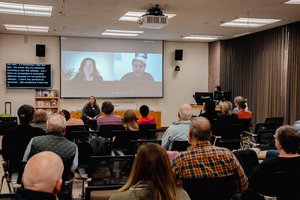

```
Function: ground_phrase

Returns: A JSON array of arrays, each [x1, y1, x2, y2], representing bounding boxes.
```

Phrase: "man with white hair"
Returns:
[[14, 151, 64, 200], [161, 104, 193, 150], [23, 113, 78, 200]]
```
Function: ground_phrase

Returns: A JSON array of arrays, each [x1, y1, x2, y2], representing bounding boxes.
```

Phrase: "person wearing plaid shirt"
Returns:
[[171, 117, 248, 193]]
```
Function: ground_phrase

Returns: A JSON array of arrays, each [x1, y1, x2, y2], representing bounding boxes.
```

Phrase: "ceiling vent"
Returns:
[[138, 5, 168, 29]]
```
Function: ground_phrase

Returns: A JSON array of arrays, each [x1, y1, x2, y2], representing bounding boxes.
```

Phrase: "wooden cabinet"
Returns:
[[35, 89, 59, 115]]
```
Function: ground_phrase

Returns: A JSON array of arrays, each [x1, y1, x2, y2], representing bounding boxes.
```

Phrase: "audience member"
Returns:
[[23, 113, 78, 200], [293, 120, 300, 131], [172, 117, 248, 193], [109, 143, 190, 200], [97, 101, 122, 128], [122, 109, 139, 131], [216, 101, 238, 123], [82, 95, 100, 130], [232, 96, 244, 113], [214, 85, 224, 101], [2, 104, 44, 174], [59, 109, 84, 125], [137, 105, 156, 124], [71, 57, 103, 82], [31, 108, 48, 132], [14, 151, 64, 200], [199, 99, 218, 128], [249, 125, 300, 198], [237, 99, 253, 119], [121, 53, 154, 81], [161, 104, 192, 150]]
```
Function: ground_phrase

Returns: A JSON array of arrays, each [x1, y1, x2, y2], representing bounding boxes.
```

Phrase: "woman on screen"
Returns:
[[72, 57, 103, 82], [121, 53, 154, 81]]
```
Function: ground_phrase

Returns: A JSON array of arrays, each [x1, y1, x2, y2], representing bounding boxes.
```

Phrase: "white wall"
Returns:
[[0, 34, 208, 126]]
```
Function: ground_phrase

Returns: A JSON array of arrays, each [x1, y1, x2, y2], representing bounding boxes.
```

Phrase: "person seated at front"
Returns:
[[97, 101, 122, 129], [161, 104, 192, 150], [237, 99, 253, 119], [60, 109, 84, 125], [216, 101, 238, 123], [137, 105, 156, 124], [172, 117, 248, 193], [109, 143, 190, 200], [14, 151, 64, 200]]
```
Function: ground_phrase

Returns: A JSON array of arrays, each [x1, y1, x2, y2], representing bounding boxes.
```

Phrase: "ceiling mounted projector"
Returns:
[[138, 4, 168, 29]]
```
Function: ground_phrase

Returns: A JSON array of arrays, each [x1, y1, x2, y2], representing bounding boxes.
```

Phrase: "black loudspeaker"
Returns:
[[36, 44, 45, 57], [175, 49, 183, 61]]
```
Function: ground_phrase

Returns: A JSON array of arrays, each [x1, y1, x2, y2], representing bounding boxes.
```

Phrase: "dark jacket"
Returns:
[[13, 188, 56, 200]]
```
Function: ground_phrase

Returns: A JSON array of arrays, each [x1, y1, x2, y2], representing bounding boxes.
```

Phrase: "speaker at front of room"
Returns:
[[175, 49, 183, 61], [36, 44, 45, 57]]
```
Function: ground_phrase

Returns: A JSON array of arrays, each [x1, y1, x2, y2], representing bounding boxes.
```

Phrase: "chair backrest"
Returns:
[[233, 149, 259, 177], [111, 130, 138, 153], [129, 140, 162, 154], [0, 193, 15, 200], [256, 129, 276, 150], [138, 124, 157, 139], [254, 122, 278, 135], [0, 117, 18, 135], [264, 117, 284, 128], [182, 175, 236, 200], [253, 170, 300, 200], [171, 140, 190, 151], [98, 124, 124, 138], [214, 123, 243, 139], [238, 118, 252, 132], [65, 125, 88, 141], [88, 155, 135, 186]]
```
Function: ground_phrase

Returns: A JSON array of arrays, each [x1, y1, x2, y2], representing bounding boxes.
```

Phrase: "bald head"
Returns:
[[189, 117, 212, 141], [22, 151, 64, 194], [178, 104, 193, 121]]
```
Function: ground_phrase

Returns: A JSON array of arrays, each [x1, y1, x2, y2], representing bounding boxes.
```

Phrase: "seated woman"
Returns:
[[109, 143, 190, 200], [237, 99, 253, 119], [217, 101, 238, 123], [199, 99, 218, 128], [97, 101, 122, 128], [123, 109, 139, 131]]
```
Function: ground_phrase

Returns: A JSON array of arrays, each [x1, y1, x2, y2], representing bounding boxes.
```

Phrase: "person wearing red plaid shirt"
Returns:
[[171, 117, 248, 193]]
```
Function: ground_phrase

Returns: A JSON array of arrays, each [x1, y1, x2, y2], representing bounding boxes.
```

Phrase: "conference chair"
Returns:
[[129, 139, 162, 154], [264, 117, 284, 128], [182, 175, 236, 200], [251, 170, 300, 200], [213, 123, 243, 150], [171, 140, 190, 152], [137, 124, 157, 139], [97, 124, 124, 139], [256, 129, 276, 150], [65, 125, 88, 141], [0, 193, 15, 200], [233, 149, 259, 177]]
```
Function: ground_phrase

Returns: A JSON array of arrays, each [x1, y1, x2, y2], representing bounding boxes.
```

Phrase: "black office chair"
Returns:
[[264, 117, 284, 128], [182, 175, 236, 200], [97, 124, 124, 139], [129, 140, 162, 154], [111, 130, 138, 155], [213, 123, 243, 150], [138, 124, 157, 139], [0, 193, 15, 200], [251, 170, 300, 200], [65, 125, 88, 141], [256, 129, 276, 150], [233, 149, 259, 177], [171, 140, 190, 151]]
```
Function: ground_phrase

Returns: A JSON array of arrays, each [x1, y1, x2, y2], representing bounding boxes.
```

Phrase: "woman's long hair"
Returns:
[[123, 109, 139, 131], [119, 143, 179, 200]]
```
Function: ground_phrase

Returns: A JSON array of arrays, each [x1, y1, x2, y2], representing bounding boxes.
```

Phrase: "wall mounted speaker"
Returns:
[[36, 44, 45, 57], [175, 49, 183, 61]]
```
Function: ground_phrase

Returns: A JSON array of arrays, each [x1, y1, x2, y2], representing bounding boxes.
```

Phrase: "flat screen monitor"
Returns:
[[6, 63, 52, 89], [60, 37, 163, 98], [194, 92, 213, 105]]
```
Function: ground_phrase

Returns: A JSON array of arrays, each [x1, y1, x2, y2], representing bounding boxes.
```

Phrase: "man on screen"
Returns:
[[121, 53, 154, 81]]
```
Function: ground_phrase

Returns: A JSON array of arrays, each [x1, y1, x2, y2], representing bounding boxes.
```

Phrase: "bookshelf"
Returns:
[[35, 89, 59, 115]]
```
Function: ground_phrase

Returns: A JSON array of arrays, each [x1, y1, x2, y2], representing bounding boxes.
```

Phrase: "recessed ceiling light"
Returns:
[[284, 0, 300, 4], [119, 11, 176, 22], [101, 29, 144, 37], [0, 1, 52, 17], [4, 24, 49, 32], [220, 18, 281, 28], [182, 35, 223, 41]]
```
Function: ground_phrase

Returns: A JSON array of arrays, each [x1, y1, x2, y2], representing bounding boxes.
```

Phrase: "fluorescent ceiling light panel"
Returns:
[[4, 24, 49, 32], [284, 0, 300, 4], [0, 1, 52, 17], [119, 11, 176, 22], [220, 18, 281, 28], [182, 35, 223, 41], [101, 29, 143, 37]]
